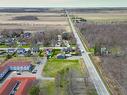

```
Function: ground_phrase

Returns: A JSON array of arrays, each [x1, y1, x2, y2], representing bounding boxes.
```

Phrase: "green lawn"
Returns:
[[0, 44, 9, 48], [43, 59, 83, 77], [19, 45, 30, 48], [52, 49, 62, 58]]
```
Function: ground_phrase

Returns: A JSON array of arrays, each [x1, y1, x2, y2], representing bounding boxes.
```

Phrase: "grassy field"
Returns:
[[43, 59, 84, 77], [39, 80, 56, 95], [42, 59, 92, 95]]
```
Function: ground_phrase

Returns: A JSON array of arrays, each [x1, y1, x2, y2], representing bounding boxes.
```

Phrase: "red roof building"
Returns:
[[0, 61, 32, 80], [0, 77, 36, 95], [0, 66, 9, 80], [6, 61, 32, 67], [0, 66, 7, 73]]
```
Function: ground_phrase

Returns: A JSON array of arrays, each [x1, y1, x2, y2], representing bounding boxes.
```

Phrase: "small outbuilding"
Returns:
[[56, 54, 65, 59]]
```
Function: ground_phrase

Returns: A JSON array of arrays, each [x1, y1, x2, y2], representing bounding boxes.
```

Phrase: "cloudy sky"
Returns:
[[0, 0, 127, 7]]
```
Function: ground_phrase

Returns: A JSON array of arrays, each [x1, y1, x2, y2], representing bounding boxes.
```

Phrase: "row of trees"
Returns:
[[76, 21, 127, 94], [76, 22, 127, 56]]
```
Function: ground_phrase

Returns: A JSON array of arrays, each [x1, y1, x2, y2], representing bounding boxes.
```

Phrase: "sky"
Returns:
[[0, 0, 127, 8]]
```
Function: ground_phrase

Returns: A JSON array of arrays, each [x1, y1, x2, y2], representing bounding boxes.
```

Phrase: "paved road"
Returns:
[[66, 11, 110, 95], [35, 57, 55, 81], [36, 57, 47, 79], [0, 47, 66, 51]]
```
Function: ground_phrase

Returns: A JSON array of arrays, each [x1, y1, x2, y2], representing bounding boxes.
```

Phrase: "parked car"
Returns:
[[32, 70, 37, 74], [37, 61, 41, 64], [81, 50, 84, 53], [17, 72, 21, 75]]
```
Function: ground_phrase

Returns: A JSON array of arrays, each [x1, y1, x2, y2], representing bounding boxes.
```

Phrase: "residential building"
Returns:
[[19, 41, 27, 46], [0, 61, 32, 80], [0, 77, 36, 95], [32, 47, 40, 53], [0, 66, 9, 80], [17, 48, 26, 54], [23, 32, 31, 38], [7, 61, 32, 71], [8, 48, 16, 54]]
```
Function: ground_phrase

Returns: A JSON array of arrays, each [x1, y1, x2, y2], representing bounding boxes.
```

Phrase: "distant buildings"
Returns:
[[22, 32, 31, 38]]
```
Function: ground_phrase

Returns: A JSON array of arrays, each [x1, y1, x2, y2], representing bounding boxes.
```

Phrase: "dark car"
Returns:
[[17, 72, 21, 75]]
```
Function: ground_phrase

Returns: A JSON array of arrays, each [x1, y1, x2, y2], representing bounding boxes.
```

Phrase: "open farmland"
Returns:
[[71, 9, 127, 23], [75, 10, 127, 95], [0, 12, 71, 32]]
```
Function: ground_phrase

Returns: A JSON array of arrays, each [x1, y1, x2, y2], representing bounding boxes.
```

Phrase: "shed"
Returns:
[[57, 54, 65, 59]]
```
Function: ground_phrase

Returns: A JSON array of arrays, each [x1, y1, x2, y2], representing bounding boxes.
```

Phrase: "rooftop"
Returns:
[[0, 77, 36, 95], [6, 61, 32, 67], [0, 66, 8, 73]]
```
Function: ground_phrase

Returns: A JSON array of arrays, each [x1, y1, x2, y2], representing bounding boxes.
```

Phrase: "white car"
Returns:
[[81, 50, 84, 53]]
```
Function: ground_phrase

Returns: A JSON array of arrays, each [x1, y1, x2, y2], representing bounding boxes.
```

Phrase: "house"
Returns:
[[0, 77, 35, 95], [19, 41, 27, 46], [32, 47, 40, 53], [8, 48, 16, 54], [0, 66, 9, 80], [23, 32, 31, 38], [57, 54, 65, 59], [57, 35, 62, 42], [62, 47, 71, 53], [17, 48, 26, 54], [0, 38, 5, 44], [5, 38, 15, 45]]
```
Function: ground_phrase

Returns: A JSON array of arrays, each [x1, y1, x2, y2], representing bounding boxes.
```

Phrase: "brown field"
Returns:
[[0, 12, 71, 32], [71, 12, 127, 23]]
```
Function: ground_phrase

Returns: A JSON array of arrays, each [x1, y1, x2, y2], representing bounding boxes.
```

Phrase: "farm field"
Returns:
[[0, 12, 71, 32], [71, 10, 127, 23]]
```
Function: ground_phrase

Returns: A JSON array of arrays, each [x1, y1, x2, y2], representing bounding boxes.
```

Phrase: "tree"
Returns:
[[6, 54, 12, 60], [29, 86, 40, 95], [94, 43, 101, 55]]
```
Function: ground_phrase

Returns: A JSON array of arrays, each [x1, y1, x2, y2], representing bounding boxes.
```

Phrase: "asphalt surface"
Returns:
[[36, 57, 47, 79], [0, 47, 66, 51], [66, 11, 110, 95], [35, 57, 55, 80]]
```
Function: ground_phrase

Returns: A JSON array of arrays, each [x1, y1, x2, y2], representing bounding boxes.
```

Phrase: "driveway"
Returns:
[[35, 57, 47, 79]]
